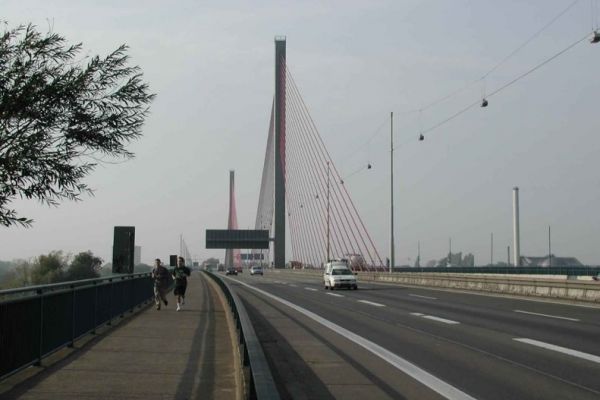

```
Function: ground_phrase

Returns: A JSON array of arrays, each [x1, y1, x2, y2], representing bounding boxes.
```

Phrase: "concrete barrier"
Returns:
[[271, 270, 600, 303]]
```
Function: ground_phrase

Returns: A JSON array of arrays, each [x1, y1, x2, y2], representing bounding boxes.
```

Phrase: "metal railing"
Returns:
[[204, 271, 280, 400], [390, 266, 600, 275], [0, 273, 156, 380]]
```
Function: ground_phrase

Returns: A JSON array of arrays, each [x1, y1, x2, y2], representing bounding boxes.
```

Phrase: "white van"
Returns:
[[323, 260, 357, 290]]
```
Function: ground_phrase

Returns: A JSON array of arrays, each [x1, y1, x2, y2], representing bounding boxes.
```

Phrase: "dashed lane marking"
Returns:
[[514, 338, 600, 364], [409, 294, 438, 300], [358, 300, 386, 307], [514, 309, 579, 322]]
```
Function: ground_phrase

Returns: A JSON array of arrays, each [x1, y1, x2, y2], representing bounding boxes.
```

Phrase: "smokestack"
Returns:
[[513, 187, 520, 267]]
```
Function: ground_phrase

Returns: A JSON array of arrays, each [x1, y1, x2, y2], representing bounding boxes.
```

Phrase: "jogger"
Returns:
[[173, 256, 191, 311], [152, 258, 169, 310]]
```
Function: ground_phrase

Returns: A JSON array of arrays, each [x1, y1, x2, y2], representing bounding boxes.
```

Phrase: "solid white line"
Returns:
[[410, 312, 425, 316], [423, 315, 460, 325], [514, 309, 579, 322], [358, 300, 386, 307], [304, 287, 318, 291], [514, 338, 600, 364], [229, 278, 476, 400], [409, 294, 438, 300]]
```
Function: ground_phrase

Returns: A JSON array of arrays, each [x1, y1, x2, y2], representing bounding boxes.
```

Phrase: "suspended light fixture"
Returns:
[[418, 133, 424, 141], [481, 98, 489, 107], [592, 31, 600, 43], [367, 163, 372, 169]]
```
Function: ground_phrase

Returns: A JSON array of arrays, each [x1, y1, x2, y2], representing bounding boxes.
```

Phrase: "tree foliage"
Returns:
[[30, 250, 68, 284], [0, 24, 155, 227], [66, 250, 102, 280], [0, 250, 104, 288]]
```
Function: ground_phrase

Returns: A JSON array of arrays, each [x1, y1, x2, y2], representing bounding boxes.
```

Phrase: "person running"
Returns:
[[173, 256, 191, 311], [152, 258, 169, 310]]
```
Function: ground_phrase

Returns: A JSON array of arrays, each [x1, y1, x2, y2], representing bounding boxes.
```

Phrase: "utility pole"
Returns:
[[390, 111, 395, 273], [548, 225, 552, 267], [448, 237, 452, 266], [507, 245, 510, 266], [490, 233, 494, 265]]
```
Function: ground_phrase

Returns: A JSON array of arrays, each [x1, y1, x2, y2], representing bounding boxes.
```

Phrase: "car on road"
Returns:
[[250, 266, 263, 276], [225, 267, 237, 276], [323, 259, 357, 290]]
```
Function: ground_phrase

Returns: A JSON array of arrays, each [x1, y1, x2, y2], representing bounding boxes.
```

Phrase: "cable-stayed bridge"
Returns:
[[2, 36, 600, 400], [254, 37, 384, 271]]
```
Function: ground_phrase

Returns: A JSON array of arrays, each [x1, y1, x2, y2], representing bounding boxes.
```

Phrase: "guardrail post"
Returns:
[[120, 276, 126, 318], [69, 284, 75, 348], [92, 281, 98, 334], [130, 275, 135, 313], [107, 278, 113, 326], [34, 288, 44, 366]]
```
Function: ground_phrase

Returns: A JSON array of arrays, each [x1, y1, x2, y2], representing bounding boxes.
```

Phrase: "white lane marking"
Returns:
[[410, 313, 460, 325], [409, 294, 438, 300], [514, 309, 579, 322], [326, 293, 344, 298], [357, 300, 386, 307], [229, 278, 476, 400], [514, 338, 600, 364], [423, 316, 460, 325], [304, 287, 318, 291], [289, 284, 298, 287]]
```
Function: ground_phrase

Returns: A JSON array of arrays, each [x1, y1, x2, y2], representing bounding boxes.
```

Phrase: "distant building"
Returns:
[[462, 253, 475, 267], [134, 246, 141, 265], [520, 255, 582, 267], [437, 252, 475, 267]]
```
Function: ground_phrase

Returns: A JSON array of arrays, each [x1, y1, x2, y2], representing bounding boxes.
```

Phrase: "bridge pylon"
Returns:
[[274, 36, 286, 268]]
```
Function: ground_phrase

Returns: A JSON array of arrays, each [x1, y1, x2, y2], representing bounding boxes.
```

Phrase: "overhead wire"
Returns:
[[410, 0, 582, 114], [406, 30, 593, 142]]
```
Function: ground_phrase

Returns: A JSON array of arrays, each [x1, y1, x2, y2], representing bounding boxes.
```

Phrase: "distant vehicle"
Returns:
[[250, 266, 263, 276], [225, 267, 237, 276], [323, 260, 357, 290], [593, 273, 600, 282], [235, 265, 243, 273]]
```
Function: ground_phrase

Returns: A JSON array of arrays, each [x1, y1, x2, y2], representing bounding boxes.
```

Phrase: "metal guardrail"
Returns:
[[204, 271, 280, 400], [0, 272, 158, 380], [390, 266, 600, 275]]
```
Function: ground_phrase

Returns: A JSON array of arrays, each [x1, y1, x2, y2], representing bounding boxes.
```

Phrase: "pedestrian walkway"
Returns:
[[0, 272, 240, 400]]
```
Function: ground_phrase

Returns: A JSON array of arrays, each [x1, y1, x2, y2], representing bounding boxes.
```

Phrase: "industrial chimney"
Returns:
[[513, 187, 520, 267]]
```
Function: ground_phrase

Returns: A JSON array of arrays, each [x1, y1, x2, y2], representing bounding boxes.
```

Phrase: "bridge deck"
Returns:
[[0, 272, 240, 400]]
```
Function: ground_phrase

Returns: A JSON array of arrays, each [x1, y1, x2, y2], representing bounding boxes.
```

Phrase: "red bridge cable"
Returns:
[[286, 97, 330, 266], [289, 76, 366, 266], [287, 90, 346, 264], [287, 119, 322, 268], [288, 72, 384, 268], [286, 73, 381, 268], [286, 76, 356, 260], [286, 82, 352, 262]]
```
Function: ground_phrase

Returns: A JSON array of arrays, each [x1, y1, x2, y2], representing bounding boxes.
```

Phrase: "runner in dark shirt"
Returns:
[[172, 256, 191, 311]]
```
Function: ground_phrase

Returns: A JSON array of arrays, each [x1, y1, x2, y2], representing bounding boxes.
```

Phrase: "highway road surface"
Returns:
[[222, 270, 600, 400]]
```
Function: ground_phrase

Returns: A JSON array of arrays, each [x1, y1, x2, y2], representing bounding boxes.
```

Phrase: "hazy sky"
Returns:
[[1, 0, 599, 266]]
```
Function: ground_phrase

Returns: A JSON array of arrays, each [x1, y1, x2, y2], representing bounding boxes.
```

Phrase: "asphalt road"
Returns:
[[223, 270, 600, 400]]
